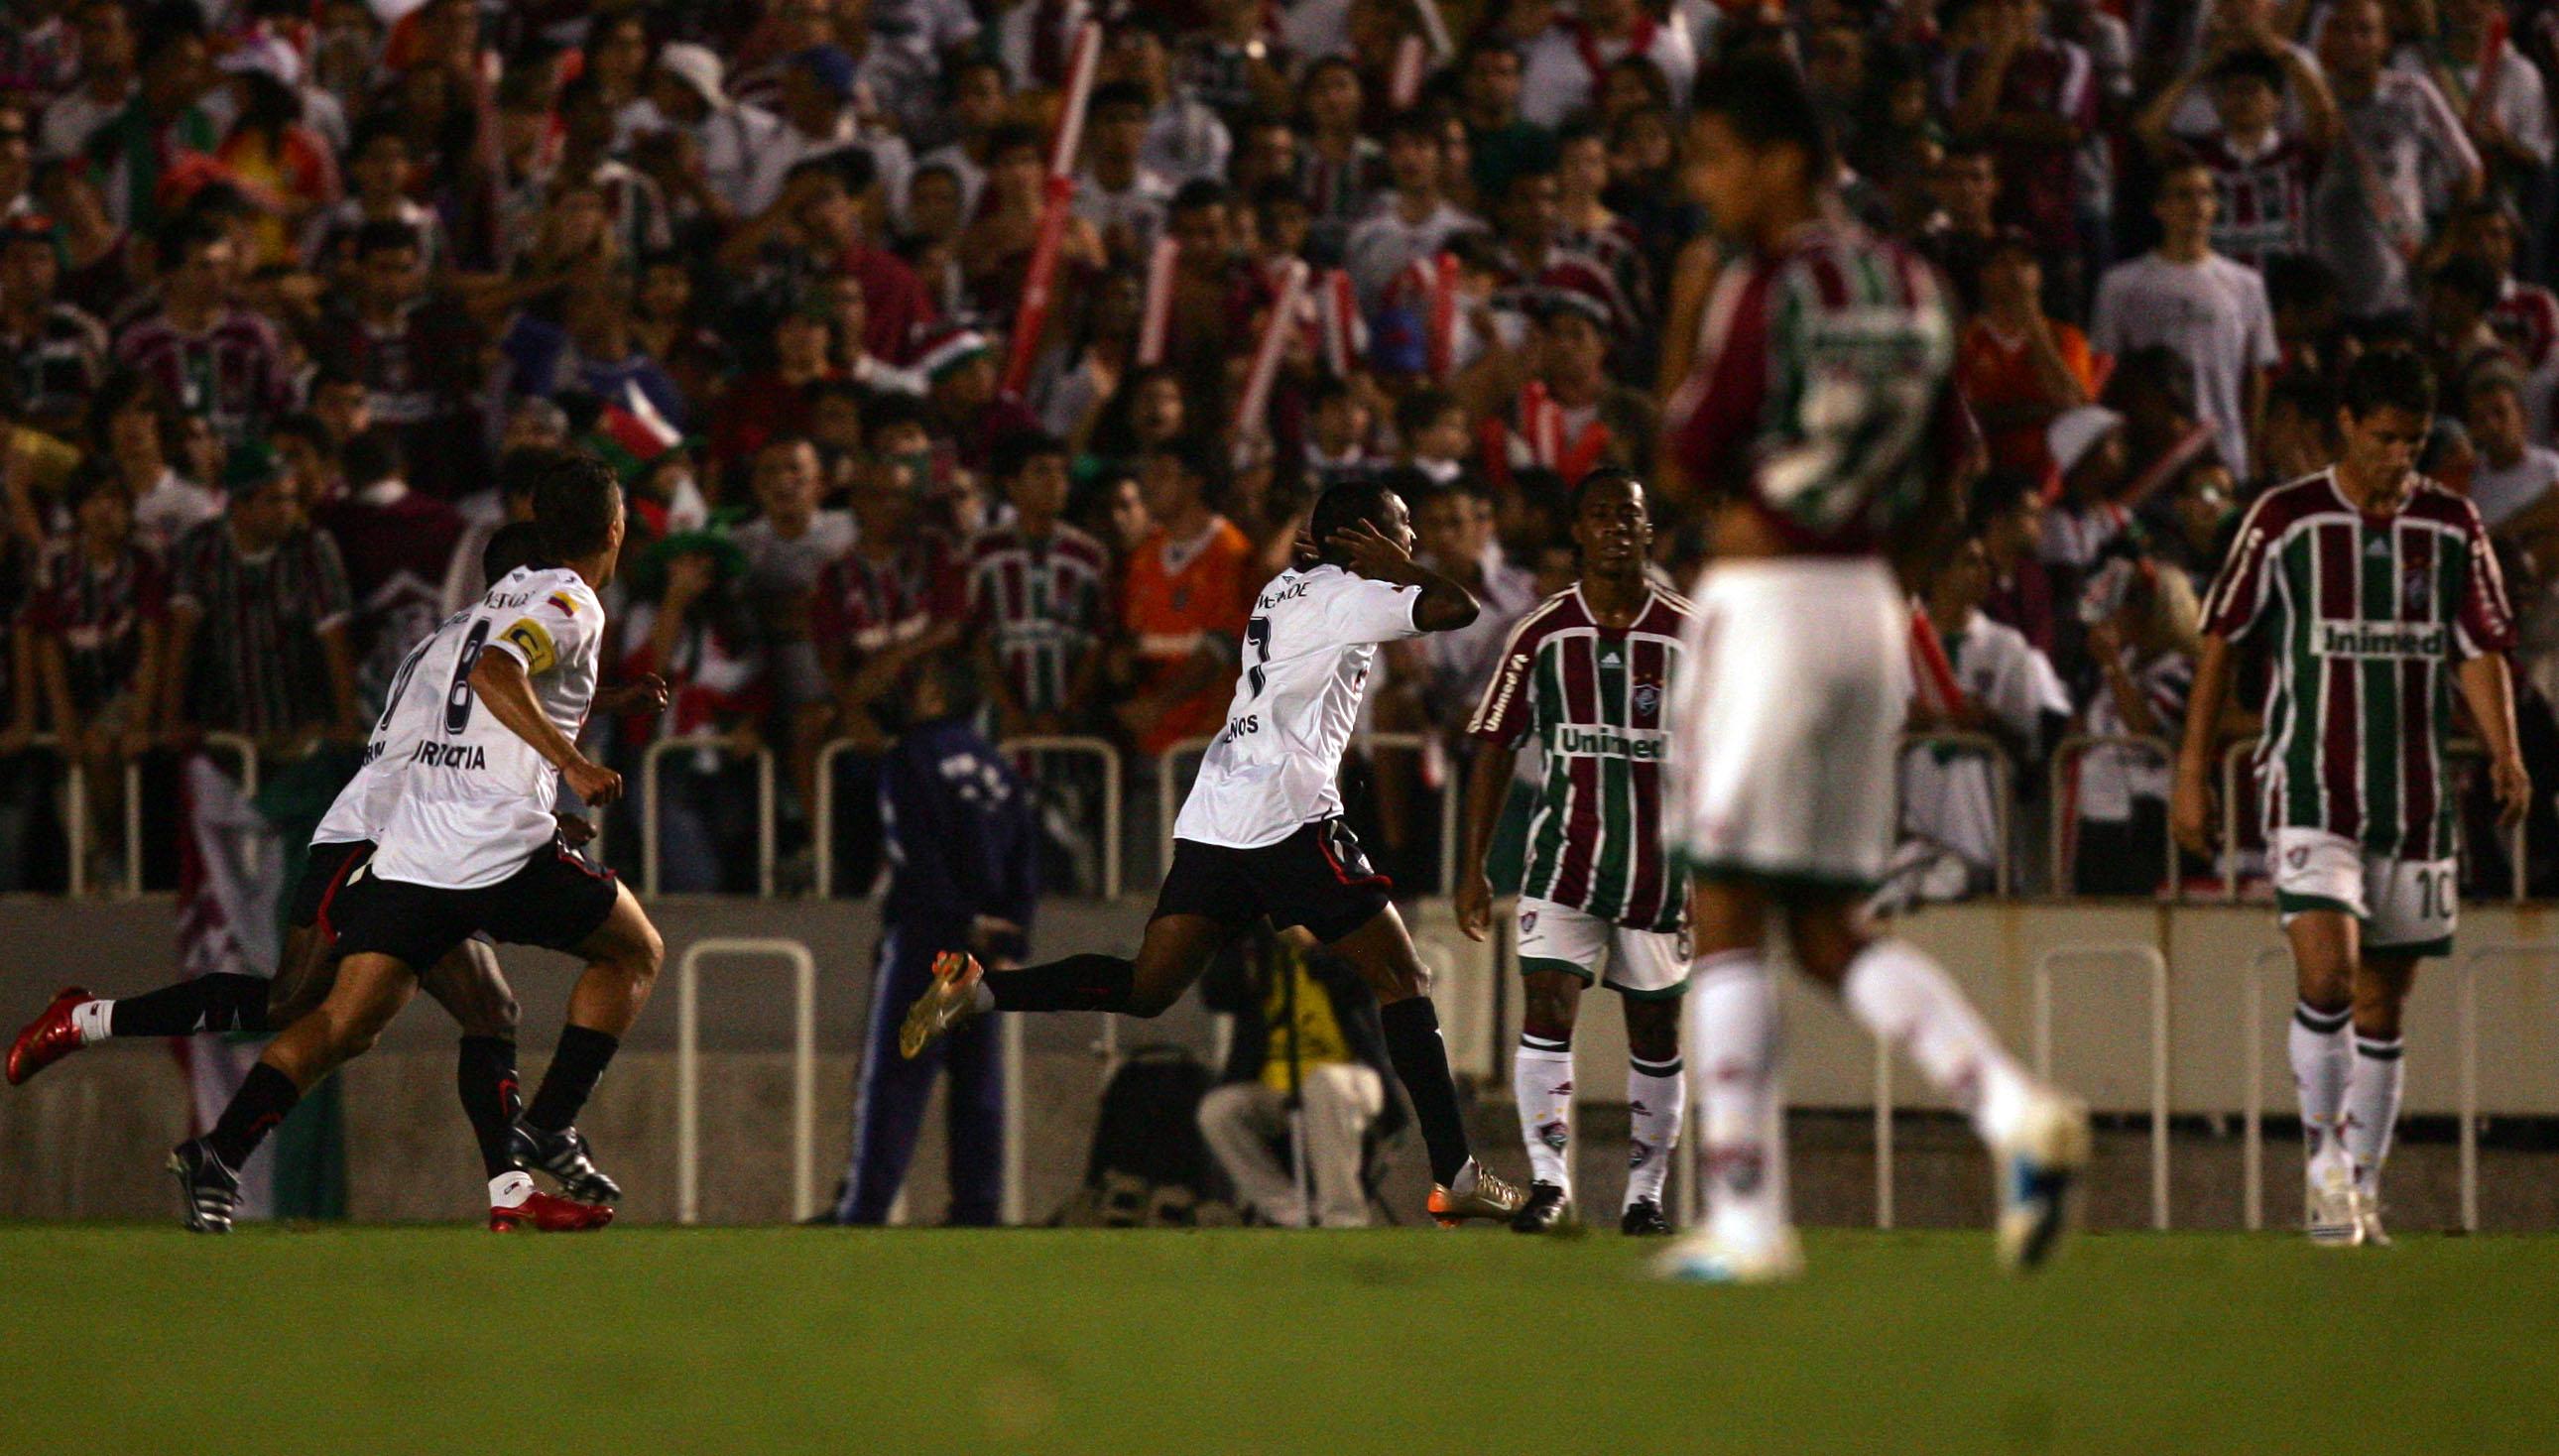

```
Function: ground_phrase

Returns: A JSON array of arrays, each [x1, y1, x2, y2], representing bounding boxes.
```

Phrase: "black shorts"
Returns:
[[289, 840, 375, 934], [330, 841, 621, 972], [1152, 818, 1393, 945]]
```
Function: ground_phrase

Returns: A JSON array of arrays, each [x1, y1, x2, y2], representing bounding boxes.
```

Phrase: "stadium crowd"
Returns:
[[2, 0, 2559, 901]]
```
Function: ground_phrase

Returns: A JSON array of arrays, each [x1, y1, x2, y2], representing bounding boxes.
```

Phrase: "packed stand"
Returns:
[[0, 0, 2555, 901]]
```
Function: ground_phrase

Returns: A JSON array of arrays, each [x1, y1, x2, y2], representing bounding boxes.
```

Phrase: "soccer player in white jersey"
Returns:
[[9, 520, 660, 1232], [1655, 57, 2088, 1281], [903, 481, 1530, 1225], [1455, 469, 1694, 1236], [169, 453, 668, 1234]]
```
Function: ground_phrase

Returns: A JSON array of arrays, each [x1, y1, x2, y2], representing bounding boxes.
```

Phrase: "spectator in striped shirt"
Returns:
[[91, 374, 220, 558], [111, 214, 289, 448], [158, 444, 358, 750], [0, 213, 108, 437], [969, 429, 1109, 737], [27, 466, 162, 887], [2137, 48, 2338, 269]]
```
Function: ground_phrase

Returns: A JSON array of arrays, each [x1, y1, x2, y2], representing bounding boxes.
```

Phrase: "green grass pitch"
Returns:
[[4, 1227, 2554, 1455]]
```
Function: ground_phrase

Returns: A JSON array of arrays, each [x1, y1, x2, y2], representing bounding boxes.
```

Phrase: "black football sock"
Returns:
[[1379, 997, 1472, 1185], [457, 1036, 523, 1179], [984, 954, 1135, 1013], [107, 973, 270, 1037], [524, 1025, 620, 1134], [204, 1062, 301, 1168]]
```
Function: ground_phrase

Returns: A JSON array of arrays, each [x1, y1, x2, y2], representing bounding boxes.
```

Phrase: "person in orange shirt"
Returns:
[[1116, 439, 1255, 760], [1958, 229, 2100, 481]]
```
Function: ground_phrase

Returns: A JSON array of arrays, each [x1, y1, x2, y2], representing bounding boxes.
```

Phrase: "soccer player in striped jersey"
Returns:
[[902, 481, 1529, 1226], [1456, 467, 1691, 1236], [2173, 349, 2528, 1247], [1654, 57, 2088, 1283]]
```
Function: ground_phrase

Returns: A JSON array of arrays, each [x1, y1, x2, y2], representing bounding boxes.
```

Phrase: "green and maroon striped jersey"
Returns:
[[1468, 582, 1693, 931], [2201, 469, 2516, 858]]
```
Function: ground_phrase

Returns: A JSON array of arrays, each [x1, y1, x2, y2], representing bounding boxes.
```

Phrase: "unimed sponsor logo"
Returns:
[[1553, 725, 1669, 760], [2315, 620, 2447, 659]]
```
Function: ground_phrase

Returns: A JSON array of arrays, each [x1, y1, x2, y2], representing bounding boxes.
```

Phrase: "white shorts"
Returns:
[[1665, 557, 1909, 891], [1516, 897, 1690, 998], [2271, 827, 2457, 955]]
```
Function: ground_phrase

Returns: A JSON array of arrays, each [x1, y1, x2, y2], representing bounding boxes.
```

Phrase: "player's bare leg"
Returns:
[[170, 952, 422, 1231], [1511, 967, 1583, 1231], [2285, 910, 2365, 1245], [1619, 994, 1684, 1236], [506, 883, 663, 1206], [1325, 904, 1524, 1225], [1658, 880, 1801, 1281], [901, 912, 1233, 1058], [1662, 883, 2087, 1281], [2342, 950, 2419, 1247]]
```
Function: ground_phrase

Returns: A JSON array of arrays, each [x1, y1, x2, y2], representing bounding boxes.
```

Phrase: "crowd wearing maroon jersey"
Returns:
[[3, 0, 2559, 898]]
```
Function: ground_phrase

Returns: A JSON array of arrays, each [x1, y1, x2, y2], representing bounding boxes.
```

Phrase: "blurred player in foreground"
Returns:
[[1456, 468, 1693, 1236], [2173, 349, 2527, 1246], [903, 481, 1529, 1225], [1655, 55, 2088, 1282]]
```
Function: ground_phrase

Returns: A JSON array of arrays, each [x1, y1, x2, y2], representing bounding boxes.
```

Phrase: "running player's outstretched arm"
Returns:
[[1330, 520, 1480, 632], [468, 648, 623, 807], [2171, 632, 2236, 855]]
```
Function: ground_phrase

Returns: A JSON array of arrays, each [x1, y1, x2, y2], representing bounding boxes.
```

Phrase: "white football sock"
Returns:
[[1690, 950, 1788, 1242], [1513, 1033, 1575, 1192], [1841, 939, 2032, 1147], [489, 1170, 535, 1209], [72, 998, 114, 1045], [2289, 1001, 2353, 1179], [1624, 1054, 1685, 1209], [2344, 1033, 2404, 1195]]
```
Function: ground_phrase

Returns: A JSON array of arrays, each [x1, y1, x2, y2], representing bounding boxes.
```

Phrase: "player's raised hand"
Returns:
[[1329, 518, 1413, 580], [2492, 752, 2533, 828], [1454, 869, 1497, 942], [565, 757, 624, 809]]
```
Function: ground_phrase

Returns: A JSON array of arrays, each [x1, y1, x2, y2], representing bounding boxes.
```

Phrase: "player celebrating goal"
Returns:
[[1655, 56, 2088, 1282], [9, 519, 656, 1232], [1455, 467, 1692, 1236], [169, 453, 667, 1233], [2172, 349, 2527, 1247], [902, 481, 1528, 1225]]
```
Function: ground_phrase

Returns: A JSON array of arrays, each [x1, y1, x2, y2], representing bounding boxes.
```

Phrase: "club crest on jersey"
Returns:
[[1520, 910, 1539, 935], [2403, 568, 2431, 614], [1634, 682, 1661, 716], [2287, 847, 2310, 869]]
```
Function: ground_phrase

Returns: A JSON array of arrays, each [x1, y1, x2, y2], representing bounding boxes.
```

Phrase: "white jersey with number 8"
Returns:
[[368, 565, 606, 890], [1171, 563, 1426, 850]]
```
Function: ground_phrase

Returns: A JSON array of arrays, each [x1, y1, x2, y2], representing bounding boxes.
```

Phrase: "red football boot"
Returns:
[[490, 1188, 616, 1233], [8, 986, 94, 1086]]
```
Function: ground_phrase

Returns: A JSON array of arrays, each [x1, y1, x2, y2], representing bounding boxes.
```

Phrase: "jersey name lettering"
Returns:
[[2316, 621, 2449, 659], [410, 740, 489, 770]]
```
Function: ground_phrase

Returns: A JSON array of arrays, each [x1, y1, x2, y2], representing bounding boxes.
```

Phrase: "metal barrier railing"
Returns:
[[15, 734, 87, 896], [643, 735, 778, 899], [2046, 733, 2178, 898], [814, 734, 1125, 901], [675, 937, 817, 1224], [1002, 735, 1124, 901], [2034, 943, 2172, 1230], [1898, 730, 2015, 897], [2453, 942, 2555, 1232], [2237, 944, 2293, 1232]]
